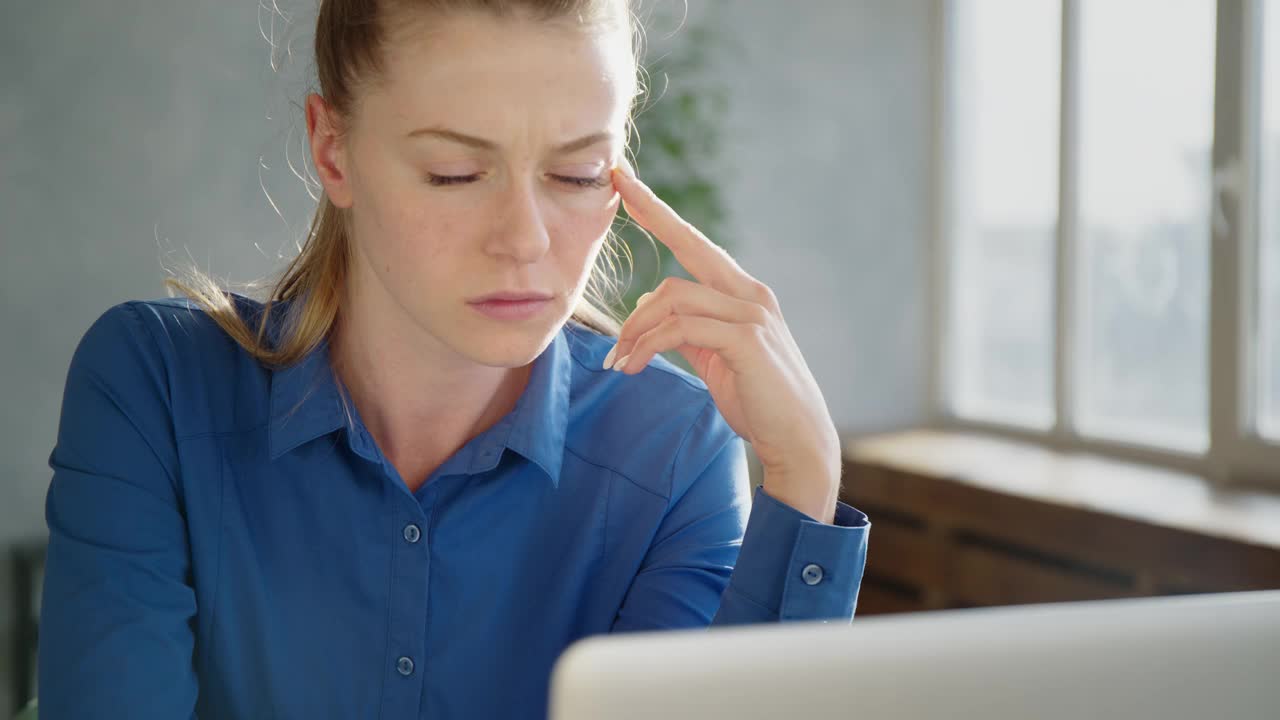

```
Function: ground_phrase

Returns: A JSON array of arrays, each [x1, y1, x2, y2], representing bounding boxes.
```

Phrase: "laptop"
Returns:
[[548, 590, 1280, 719]]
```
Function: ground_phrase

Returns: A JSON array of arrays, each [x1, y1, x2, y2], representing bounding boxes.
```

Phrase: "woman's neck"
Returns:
[[328, 280, 532, 492]]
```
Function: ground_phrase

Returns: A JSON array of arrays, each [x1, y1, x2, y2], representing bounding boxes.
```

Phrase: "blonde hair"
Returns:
[[167, 0, 645, 368]]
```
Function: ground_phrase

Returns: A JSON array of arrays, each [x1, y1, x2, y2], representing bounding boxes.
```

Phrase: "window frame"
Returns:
[[931, 0, 1280, 489]]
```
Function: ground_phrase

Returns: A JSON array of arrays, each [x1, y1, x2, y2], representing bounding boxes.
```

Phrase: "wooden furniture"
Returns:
[[839, 430, 1280, 616], [10, 540, 45, 716]]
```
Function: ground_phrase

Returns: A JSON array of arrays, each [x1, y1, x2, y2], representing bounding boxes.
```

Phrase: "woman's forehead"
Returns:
[[365, 14, 635, 144], [380, 10, 634, 89]]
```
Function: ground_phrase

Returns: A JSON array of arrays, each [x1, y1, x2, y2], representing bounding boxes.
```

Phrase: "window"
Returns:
[[1258, 0, 1280, 441], [1073, 0, 1215, 451], [947, 0, 1059, 429], [940, 0, 1280, 485]]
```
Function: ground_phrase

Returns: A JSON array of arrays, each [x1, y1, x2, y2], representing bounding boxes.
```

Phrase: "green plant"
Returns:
[[13, 699, 37, 720]]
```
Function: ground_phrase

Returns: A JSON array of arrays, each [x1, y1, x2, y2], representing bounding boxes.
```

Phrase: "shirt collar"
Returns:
[[500, 324, 571, 487], [267, 311, 572, 489], [265, 298, 345, 462]]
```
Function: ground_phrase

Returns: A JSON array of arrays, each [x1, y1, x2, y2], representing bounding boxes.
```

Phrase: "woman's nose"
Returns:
[[487, 177, 551, 263]]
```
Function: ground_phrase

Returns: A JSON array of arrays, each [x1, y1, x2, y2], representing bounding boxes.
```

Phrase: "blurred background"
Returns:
[[4, 0, 1280, 714]]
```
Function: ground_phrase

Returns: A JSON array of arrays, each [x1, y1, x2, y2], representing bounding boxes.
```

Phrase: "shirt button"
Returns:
[[801, 563, 824, 585], [403, 524, 421, 544], [397, 656, 415, 676]]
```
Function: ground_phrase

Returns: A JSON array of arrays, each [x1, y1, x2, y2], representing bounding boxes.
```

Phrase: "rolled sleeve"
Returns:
[[714, 485, 870, 625]]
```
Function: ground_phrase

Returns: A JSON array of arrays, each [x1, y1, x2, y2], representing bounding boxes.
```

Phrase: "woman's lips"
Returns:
[[467, 297, 552, 321]]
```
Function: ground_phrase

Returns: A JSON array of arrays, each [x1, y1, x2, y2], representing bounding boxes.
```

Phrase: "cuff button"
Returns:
[[801, 563, 824, 585]]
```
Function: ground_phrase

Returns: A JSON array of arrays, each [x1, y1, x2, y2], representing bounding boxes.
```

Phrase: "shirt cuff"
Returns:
[[721, 484, 870, 623]]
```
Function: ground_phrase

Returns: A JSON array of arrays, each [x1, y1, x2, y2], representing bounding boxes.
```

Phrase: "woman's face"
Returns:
[[314, 10, 634, 366]]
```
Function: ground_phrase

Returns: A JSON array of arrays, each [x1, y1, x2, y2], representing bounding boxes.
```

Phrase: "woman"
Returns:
[[38, 0, 869, 717]]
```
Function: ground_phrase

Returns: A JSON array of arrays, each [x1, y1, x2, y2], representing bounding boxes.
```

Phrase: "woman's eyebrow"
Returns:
[[406, 126, 614, 154]]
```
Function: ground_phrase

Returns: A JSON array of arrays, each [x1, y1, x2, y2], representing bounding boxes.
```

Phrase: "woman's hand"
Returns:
[[602, 157, 842, 525]]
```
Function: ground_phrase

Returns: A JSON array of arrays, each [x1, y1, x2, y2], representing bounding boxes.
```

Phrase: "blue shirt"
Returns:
[[39, 296, 870, 719]]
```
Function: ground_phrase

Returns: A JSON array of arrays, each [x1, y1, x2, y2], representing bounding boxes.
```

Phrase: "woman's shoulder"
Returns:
[[70, 293, 275, 436], [562, 320, 710, 394], [561, 321, 742, 499], [83, 293, 269, 366]]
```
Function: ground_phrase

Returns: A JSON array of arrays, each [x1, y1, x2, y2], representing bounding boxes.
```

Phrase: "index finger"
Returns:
[[612, 156, 752, 297]]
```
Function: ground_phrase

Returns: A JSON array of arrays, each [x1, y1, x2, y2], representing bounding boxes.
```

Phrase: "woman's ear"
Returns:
[[305, 93, 354, 208]]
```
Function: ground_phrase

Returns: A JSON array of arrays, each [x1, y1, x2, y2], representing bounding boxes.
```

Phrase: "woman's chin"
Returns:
[[454, 320, 559, 368]]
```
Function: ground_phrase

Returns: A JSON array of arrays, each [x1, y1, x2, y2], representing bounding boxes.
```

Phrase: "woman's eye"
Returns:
[[425, 172, 609, 189], [426, 173, 482, 186], [552, 174, 611, 190]]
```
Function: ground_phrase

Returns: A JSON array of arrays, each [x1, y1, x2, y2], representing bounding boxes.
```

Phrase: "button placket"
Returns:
[[380, 500, 430, 717]]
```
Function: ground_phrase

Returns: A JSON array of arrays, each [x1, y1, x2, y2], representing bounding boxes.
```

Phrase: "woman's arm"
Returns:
[[610, 400, 869, 633], [39, 303, 199, 719], [602, 156, 870, 629]]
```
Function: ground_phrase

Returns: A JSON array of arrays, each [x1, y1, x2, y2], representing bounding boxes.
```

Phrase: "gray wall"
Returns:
[[0, 0, 934, 708], [700, 1, 934, 435], [0, 1, 318, 706]]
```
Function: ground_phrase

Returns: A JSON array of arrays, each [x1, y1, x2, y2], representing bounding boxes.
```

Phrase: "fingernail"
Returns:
[[613, 353, 632, 372], [617, 155, 636, 178], [603, 344, 619, 370], [635, 292, 653, 307]]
